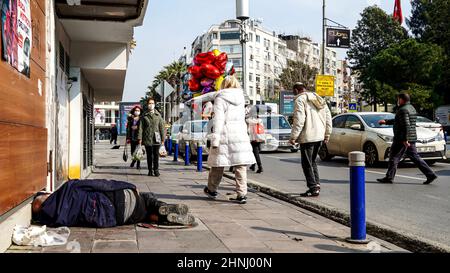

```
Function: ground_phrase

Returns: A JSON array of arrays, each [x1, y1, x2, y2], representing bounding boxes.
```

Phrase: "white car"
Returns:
[[417, 116, 445, 138], [319, 112, 447, 166], [179, 120, 209, 158], [259, 114, 299, 153]]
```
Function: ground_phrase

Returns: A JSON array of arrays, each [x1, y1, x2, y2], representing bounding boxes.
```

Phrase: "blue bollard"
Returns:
[[346, 151, 370, 244], [173, 140, 179, 162], [164, 139, 168, 151], [445, 131, 448, 143], [168, 137, 173, 156], [185, 142, 190, 166], [197, 143, 203, 172]]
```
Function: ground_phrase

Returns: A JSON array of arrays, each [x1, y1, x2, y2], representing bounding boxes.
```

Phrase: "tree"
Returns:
[[367, 39, 444, 111], [347, 6, 408, 109], [276, 60, 318, 91], [407, 0, 450, 105]]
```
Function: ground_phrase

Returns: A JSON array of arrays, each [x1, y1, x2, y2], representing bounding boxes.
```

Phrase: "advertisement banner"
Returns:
[[279, 91, 295, 116], [1, 0, 31, 77], [119, 102, 139, 135]]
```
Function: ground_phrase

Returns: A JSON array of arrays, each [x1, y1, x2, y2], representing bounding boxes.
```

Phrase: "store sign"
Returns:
[[315, 75, 335, 97], [279, 91, 295, 116], [1, 0, 32, 77]]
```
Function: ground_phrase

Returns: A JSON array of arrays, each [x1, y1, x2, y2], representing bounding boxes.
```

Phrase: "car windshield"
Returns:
[[191, 121, 208, 133], [261, 116, 291, 130], [171, 125, 182, 134], [417, 116, 433, 123], [360, 114, 395, 128]]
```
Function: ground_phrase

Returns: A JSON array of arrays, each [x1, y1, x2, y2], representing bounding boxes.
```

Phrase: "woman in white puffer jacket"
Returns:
[[204, 75, 256, 204]]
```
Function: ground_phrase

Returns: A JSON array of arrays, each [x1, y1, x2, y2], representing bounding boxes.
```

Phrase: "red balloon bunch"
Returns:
[[187, 50, 230, 95]]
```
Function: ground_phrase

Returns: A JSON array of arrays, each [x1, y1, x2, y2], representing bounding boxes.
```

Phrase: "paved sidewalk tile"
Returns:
[[7, 142, 408, 253]]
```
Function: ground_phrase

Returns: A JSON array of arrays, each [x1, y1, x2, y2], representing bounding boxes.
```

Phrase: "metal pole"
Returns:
[[321, 0, 326, 75], [346, 151, 370, 244], [173, 140, 179, 161], [185, 142, 190, 166], [240, 21, 247, 95], [197, 142, 203, 172]]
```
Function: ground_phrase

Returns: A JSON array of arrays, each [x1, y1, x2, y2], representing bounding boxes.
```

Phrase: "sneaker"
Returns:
[[377, 177, 393, 184], [423, 174, 438, 185], [154, 170, 160, 177], [203, 187, 218, 199], [229, 195, 247, 204], [300, 188, 320, 197], [159, 204, 189, 216], [166, 213, 196, 226]]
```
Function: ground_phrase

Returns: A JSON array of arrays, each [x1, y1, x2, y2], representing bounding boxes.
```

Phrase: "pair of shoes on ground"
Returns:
[[377, 174, 438, 185], [158, 204, 195, 226], [249, 164, 263, 173], [203, 187, 247, 204], [148, 170, 160, 177], [300, 187, 320, 197]]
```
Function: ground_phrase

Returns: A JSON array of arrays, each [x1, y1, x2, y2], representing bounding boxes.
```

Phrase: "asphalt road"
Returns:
[[243, 150, 450, 248]]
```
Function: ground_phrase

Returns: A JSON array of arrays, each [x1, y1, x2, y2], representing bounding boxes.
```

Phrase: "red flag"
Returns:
[[393, 0, 403, 24]]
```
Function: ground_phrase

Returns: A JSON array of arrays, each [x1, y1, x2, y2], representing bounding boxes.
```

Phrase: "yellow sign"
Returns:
[[315, 75, 335, 97]]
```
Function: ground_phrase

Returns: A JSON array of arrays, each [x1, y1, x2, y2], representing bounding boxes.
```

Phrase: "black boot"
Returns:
[[148, 170, 153, 176], [154, 170, 160, 177], [249, 164, 256, 171], [256, 166, 263, 173], [130, 160, 136, 168], [136, 161, 141, 170]]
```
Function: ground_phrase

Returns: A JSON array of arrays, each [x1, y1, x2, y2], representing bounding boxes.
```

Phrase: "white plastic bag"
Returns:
[[12, 225, 70, 247], [159, 145, 167, 157], [132, 144, 145, 161]]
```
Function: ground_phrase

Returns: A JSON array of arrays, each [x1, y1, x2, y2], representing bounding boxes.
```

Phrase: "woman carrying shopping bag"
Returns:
[[203, 75, 256, 204], [126, 105, 143, 169], [246, 114, 265, 173]]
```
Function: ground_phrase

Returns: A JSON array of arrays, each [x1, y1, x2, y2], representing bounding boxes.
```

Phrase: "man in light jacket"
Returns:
[[289, 83, 332, 197]]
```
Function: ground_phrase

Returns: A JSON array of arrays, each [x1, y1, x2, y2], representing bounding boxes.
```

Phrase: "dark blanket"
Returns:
[[36, 179, 136, 228]]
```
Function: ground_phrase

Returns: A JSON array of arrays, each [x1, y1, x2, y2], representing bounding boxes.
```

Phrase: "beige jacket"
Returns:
[[290, 92, 332, 144]]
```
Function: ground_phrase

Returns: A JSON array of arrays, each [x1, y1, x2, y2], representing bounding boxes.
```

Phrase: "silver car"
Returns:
[[319, 112, 447, 166], [179, 120, 210, 158]]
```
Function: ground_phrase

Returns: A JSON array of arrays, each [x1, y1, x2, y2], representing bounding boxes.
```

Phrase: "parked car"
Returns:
[[259, 114, 299, 153], [169, 123, 183, 142], [319, 112, 447, 166], [179, 120, 210, 158], [417, 116, 445, 137]]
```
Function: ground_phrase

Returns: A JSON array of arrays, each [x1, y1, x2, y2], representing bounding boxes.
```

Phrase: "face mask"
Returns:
[[148, 104, 155, 111], [134, 111, 140, 116]]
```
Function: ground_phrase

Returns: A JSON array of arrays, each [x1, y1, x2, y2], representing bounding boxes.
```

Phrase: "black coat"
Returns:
[[386, 103, 418, 142]]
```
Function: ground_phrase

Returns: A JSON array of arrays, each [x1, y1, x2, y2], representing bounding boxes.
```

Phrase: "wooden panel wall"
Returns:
[[0, 0, 47, 215]]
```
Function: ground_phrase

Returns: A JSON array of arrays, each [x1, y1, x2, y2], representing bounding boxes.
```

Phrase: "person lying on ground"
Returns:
[[31, 179, 195, 228]]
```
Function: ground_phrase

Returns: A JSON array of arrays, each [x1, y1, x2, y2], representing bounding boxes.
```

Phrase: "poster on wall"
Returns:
[[1, 0, 32, 77]]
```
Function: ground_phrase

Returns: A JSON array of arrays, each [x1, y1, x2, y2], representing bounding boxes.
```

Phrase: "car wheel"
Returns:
[[363, 142, 379, 167], [425, 160, 436, 166], [290, 148, 298, 153], [319, 144, 334, 161]]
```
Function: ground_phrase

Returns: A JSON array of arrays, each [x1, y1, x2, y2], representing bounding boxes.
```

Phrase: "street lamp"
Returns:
[[236, 0, 249, 100]]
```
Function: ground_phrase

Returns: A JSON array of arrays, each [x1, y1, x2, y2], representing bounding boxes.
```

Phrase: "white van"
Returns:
[[259, 114, 298, 152]]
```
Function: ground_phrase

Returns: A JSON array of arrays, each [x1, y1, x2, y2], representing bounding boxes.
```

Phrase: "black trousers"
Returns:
[[127, 192, 167, 224], [386, 141, 435, 180], [145, 145, 160, 171], [300, 141, 322, 189], [110, 134, 117, 144], [251, 141, 262, 168], [130, 141, 141, 165]]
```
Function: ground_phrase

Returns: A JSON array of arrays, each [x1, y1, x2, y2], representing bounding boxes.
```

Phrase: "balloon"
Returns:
[[201, 63, 221, 79], [200, 78, 215, 87], [194, 52, 216, 65], [188, 65, 203, 79], [213, 52, 228, 72], [212, 49, 221, 56], [202, 87, 213, 94], [188, 78, 201, 91], [215, 76, 224, 91]]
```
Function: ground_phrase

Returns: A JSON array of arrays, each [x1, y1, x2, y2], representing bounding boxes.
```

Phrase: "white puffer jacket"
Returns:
[[207, 88, 256, 167]]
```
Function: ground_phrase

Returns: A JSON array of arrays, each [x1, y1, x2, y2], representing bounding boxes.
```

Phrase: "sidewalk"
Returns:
[[7, 142, 406, 253]]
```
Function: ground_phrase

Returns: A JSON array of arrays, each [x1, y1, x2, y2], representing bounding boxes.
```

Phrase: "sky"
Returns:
[[122, 0, 412, 102]]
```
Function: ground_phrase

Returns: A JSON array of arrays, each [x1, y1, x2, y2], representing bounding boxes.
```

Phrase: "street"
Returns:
[[245, 151, 450, 248]]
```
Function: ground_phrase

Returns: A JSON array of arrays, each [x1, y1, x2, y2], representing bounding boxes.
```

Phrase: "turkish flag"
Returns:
[[393, 0, 403, 24]]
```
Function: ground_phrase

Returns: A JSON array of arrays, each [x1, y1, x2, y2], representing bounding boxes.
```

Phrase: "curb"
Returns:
[[204, 166, 450, 253]]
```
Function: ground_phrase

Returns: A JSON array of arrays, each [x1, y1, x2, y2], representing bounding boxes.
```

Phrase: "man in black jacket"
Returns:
[[377, 93, 438, 184]]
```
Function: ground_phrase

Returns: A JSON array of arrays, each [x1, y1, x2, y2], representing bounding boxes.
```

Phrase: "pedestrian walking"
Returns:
[[289, 82, 332, 197], [127, 105, 143, 169], [203, 75, 256, 204], [138, 98, 165, 177], [377, 93, 438, 184], [110, 124, 118, 145], [95, 128, 101, 143], [246, 113, 265, 173]]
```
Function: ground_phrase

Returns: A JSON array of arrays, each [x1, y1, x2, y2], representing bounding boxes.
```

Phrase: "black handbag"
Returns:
[[122, 142, 128, 162]]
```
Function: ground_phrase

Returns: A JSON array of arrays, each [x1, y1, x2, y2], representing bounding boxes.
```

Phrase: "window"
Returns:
[[249, 33, 253, 42], [249, 73, 253, 82], [332, 116, 346, 128], [191, 121, 208, 133], [256, 47, 260, 55], [256, 35, 260, 42], [219, 45, 242, 54], [256, 74, 261, 83], [250, 86, 254, 96], [344, 116, 363, 130], [220, 32, 240, 40], [249, 46, 253, 54], [267, 52, 271, 61], [212, 32, 218, 39], [249, 60, 253, 69], [256, 61, 260, 70], [230, 58, 242, 67]]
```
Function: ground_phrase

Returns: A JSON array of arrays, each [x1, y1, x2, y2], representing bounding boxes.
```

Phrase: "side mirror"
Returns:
[[350, 124, 362, 131]]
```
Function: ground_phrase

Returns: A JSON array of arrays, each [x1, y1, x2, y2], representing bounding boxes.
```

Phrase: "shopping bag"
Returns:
[[159, 145, 167, 157], [133, 145, 145, 161], [122, 143, 128, 162], [253, 122, 266, 142]]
